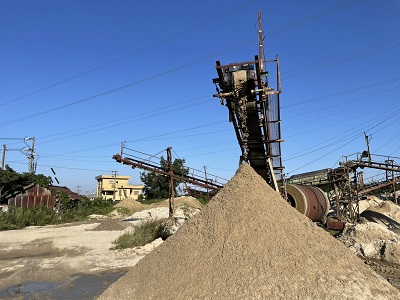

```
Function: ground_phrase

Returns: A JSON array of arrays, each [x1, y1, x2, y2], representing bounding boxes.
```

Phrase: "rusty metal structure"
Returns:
[[113, 13, 398, 226], [332, 153, 400, 222], [213, 12, 285, 197], [211, 12, 334, 222], [213, 56, 285, 195], [6, 184, 57, 209], [112, 145, 228, 216], [213, 13, 284, 196], [5, 184, 80, 209], [286, 152, 400, 225], [285, 184, 330, 222]]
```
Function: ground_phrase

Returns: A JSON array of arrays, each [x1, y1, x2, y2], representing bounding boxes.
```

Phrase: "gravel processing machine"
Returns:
[[212, 12, 330, 222], [212, 55, 330, 222]]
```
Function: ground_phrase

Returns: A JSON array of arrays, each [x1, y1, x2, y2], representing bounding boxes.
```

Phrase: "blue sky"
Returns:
[[1, 0, 399, 195]]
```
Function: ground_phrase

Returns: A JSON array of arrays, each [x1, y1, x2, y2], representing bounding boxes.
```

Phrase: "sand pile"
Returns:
[[91, 219, 129, 231], [358, 198, 400, 228], [366, 201, 400, 223], [115, 198, 145, 212], [166, 196, 203, 209], [339, 222, 400, 264], [115, 196, 202, 212], [98, 163, 400, 300]]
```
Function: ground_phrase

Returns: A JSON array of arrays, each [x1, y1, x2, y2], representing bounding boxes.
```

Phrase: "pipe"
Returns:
[[286, 184, 330, 222]]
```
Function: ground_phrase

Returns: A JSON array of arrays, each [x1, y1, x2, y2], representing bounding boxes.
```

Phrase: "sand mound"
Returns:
[[114, 198, 145, 212], [339, 222, 400, 264], [98, 163, 400, 300], [148, 196, 203, 210], [172, 196, 203, 209], [91, 219, 128, 231], [359, 198, 400, 228], [359, 198, 400, 223], [368, 201, 400, 223], [115, 196, 202, 213]]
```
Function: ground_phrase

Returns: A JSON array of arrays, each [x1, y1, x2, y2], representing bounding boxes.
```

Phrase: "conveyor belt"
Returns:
[[214, 56, 284, 193]]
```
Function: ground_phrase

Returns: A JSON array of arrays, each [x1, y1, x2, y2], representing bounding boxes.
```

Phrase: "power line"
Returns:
[[264, 0, 363, 39], [40, 139, 236, 161], [0, 0, 365, 128], [284, 85, 400, 120], [0, 0, 256, 108], [35, 156, 112, 163], [125, 129, 232, 143], [7, 160, 112, 172], [282, 75, 400, 109], [284, 105, 400, 161], [28, 82, 399, 147], [39, 95, 208, 139], [390, 145, 400, 157], [38, 120, 227, 158], [123, 120, 226, 143], [0, 37, 256, 128], [375, 133, 400, 153], [286, 135, 361, 175], [282, 38, 400, 80], [35, 101, 399, 175], [37, 96, 211, 145], [284, 100, 399, 135], [184, 148, 239, 158], [176, 140, 236, 152], [20, 79, 398, 151]]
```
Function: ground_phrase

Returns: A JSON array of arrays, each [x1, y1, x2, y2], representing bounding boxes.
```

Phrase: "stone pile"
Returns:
[[91, 219, 128, 231], [339, 222, 400, 264], [359, 197, 400, 227]]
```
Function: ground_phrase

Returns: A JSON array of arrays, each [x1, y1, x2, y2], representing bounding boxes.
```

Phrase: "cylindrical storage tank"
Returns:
[[286, 184, 330, 222]]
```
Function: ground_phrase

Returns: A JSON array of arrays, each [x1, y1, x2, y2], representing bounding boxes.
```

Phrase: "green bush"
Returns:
[[111, 219, 167, 250], [0, 205, 58, 230], [137, 197, 165, 205], [196, 197, 209, 206], [116, 207, 131, 215], [0, 198, 116, 231], [77, 198, 115, 216]]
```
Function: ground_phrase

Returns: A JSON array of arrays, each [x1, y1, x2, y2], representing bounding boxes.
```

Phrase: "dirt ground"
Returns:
[[0, 220, 162, 299], [0, 197, 201, 299], [99, 164, 400, 300], [2, 223, 400, 300], [2, 193, 400, 299], [361, 227, 400, 290], [363, 257, 400, 290]]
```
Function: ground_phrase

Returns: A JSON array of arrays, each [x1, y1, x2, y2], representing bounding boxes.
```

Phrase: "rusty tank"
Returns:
[[286, 184, 330, 222]]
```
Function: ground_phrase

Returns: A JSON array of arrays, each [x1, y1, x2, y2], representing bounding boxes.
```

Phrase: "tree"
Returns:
[[0, 166, 27, 202], [140, 157, 189, 200], [24, 172, 52, 188], [0, 165, 52, 203]]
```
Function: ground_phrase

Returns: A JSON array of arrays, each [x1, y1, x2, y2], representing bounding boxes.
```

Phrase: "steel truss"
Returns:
[[113, 146, 227, 217]]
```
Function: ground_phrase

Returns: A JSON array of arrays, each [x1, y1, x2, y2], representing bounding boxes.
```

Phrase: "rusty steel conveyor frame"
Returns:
[[213, 55, 285, 196], [112, 154, 224, 193]]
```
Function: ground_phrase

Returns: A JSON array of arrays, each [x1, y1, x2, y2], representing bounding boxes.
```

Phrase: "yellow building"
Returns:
[[95, 174, 143, 201]]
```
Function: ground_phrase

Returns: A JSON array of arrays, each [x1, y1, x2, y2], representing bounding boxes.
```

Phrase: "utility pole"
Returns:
[[25, 137, 36, 173], [364, 132, 371, 163], [167, 147, 175, 218], [112, 171, 117, 202], [204, 166, 209, 200], [258, 11, 265, 72], [1, 144, 6, 170]]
